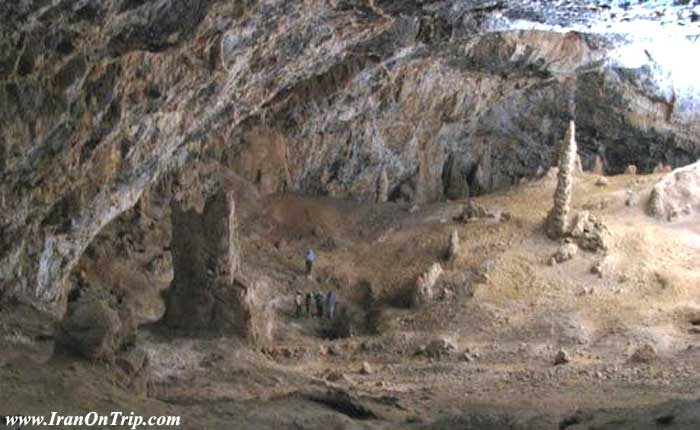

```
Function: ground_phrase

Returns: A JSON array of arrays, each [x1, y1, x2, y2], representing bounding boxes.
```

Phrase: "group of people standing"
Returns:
[[294, 248, 337, 319], [295, 290, 337, 319]]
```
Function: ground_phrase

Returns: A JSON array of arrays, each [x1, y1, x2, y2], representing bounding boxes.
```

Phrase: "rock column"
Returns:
[[164, 189, 251, 335], [546, 121, 577, 239]]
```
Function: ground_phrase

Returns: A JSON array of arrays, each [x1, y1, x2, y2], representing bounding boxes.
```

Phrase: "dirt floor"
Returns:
[[2, 169, 700, 429]]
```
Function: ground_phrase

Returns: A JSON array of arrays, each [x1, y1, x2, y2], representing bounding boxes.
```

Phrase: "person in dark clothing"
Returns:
[[325, 291, 337, 319], [305, 249, 316, 278], [295, 291, 303, 318], [314, 291, 324, 318], [305, 292, 312, 316]]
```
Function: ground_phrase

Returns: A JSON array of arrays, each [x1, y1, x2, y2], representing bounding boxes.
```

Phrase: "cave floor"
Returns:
[[3, 170, 700, 429]]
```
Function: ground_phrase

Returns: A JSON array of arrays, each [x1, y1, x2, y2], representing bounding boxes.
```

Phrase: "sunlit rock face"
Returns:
[[649, 160, 700, 222], [0, 0, 699, 314]]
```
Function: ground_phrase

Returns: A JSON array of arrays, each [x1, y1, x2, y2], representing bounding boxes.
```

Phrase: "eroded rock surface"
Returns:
[[648, 160, 700, 221], [1, 0, 699, 321]]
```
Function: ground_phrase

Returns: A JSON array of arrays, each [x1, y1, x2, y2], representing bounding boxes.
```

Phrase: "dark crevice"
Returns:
[[301, 391, 377, 420]]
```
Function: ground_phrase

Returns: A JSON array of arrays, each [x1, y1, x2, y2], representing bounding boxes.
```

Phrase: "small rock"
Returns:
[[552, 243, 578, 264], [454, 200, 497, 222], [595, 176, 609, 187], [629, 344, 657, 364], [625, 165, 637, 175], [578, 287, 594, 296], [462, 352, 475, 362], [653, 163, 673, 174], [590, 260, 605, 277], [324, 370, 347, 382], [554, 349, 570, 365], [425, 338, 457, 358], [359, 361, 373, 375], [625, 190, 638, 207], [311, 226, 324, 237], [408, 205, 419, 213], [115, 348, 147, 376], [570, 211, 609, 253]]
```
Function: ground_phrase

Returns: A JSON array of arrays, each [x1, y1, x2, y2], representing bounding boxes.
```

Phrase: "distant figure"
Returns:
[[295, 291, 303, 318], [325, 291, 337, 319], [305, 292, 312, 316], [314, 291, 324, 318], [305, 249, 316, 278]]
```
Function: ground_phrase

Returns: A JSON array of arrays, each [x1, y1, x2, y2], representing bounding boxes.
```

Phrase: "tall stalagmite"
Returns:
[[546, 121, 577, 239]]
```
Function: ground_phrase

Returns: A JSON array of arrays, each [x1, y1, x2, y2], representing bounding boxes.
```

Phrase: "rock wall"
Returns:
[[1, 0, 699, 314]]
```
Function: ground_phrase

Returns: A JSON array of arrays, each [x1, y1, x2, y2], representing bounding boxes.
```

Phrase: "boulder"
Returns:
[[648, 161, 700, 221], [629, 344, 657, 364], [590, 260, 605, 278], [569, 211, 609, 253], [551, 243, 578, 264], [461, 352, 476, 362], [425, 338, 457, 358], [454, 200, 497, 222], [554, 349, 570, 365], [115, 347, 150, 394], [56, 293, 125, 361], [412, 263, 444, 307], [625, 190, 638, 207], [359, 361, 373, 375], [324, 370, 350, 383], [653, 163, 673, 174]]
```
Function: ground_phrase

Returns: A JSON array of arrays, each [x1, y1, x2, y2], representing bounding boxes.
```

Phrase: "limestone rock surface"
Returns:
[[1, 1, 699, 314]]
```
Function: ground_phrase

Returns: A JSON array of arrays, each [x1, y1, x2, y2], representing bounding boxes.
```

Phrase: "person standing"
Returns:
[[325, 291, 337, 319], [305, 249, 316, 279], [295, 291, 303, 318], [305, 292, 312, 317], [314, 291, 324, 318]]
